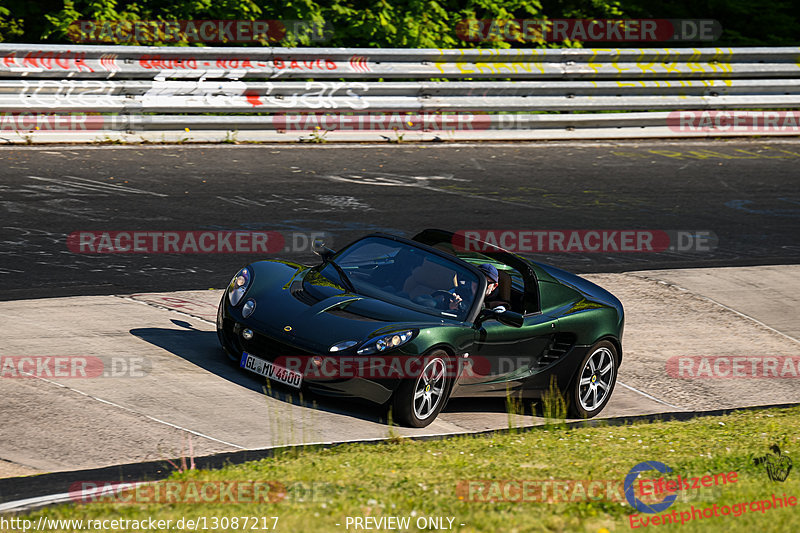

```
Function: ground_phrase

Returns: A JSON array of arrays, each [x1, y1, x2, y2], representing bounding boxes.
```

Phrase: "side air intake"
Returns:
[[532, 334, 576, 371]]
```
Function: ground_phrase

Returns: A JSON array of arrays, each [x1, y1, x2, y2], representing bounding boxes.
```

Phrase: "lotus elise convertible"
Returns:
[[217, 229, 624, 427]]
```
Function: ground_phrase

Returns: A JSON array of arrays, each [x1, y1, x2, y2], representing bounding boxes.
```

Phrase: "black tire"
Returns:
[[393, 350, 452, 428], [567, 340, 619, 419]]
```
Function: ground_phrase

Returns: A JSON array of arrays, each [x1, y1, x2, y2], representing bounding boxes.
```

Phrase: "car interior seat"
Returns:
[[379, 248, 422, 292], [402, 259, 458, 300], [485, 269, 513, 310]]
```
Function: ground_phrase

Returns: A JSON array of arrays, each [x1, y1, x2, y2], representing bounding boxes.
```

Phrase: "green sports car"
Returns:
[[217, 229, 624, 427]]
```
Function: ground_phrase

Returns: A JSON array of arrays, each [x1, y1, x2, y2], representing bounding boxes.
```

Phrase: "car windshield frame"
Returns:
[[412, 228, 541, 315], [310, 235, 486, 322]]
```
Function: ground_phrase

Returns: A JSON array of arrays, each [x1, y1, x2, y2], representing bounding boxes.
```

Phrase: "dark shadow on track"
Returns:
[[129, 321, 393, 426], [132, 320, 557, 424]]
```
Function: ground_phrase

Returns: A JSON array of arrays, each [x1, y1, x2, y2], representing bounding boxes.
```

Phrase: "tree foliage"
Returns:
[[2, 0, 798, 46]]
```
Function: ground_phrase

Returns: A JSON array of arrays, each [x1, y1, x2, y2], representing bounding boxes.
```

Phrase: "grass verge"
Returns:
[[17, 406, 800, 532]]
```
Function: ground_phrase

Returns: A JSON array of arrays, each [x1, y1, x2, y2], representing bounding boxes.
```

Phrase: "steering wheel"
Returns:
[[431, 290, 458, 301]]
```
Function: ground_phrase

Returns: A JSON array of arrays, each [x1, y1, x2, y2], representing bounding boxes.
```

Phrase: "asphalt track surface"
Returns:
[[1, 139, 799, 301], [0, 139, 799, 503]]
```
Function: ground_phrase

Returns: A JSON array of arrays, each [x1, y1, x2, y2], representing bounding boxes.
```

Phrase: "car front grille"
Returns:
[[241, 331, 314, 361], [223, 318, 313, 361]]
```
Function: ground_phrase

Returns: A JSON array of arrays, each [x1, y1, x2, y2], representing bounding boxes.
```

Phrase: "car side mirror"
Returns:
[[477, 307, 524, 328], [312, 239, 336, 261]]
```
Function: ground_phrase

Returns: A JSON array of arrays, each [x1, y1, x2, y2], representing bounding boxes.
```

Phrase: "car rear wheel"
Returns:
[[393, 350, 452, 428], [567, 340, 618, 419]]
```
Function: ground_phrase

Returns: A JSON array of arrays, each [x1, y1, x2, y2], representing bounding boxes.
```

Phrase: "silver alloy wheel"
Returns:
[[577, 346, 615, 412], [413, 357, 446, 420]]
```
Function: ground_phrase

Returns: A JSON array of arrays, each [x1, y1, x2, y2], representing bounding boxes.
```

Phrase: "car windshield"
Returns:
[[315, 236, 480, 321]]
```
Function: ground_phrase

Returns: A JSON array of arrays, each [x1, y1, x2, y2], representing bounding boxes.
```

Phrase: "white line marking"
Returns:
[[216, 195, 270, 207], [26, 174, 167, 198], [323, 173, 543, 209], [61, 174, 167, 197], [18, 371, 243, 449], [616, 381, 683, 410], [0, 199, 106, 222], [701, 298, 800, 344], [630, 274, 800, 345], [63, 174, 167, 195]]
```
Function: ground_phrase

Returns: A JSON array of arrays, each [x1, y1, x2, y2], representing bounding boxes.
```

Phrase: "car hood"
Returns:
[[243, 260, 456, 352]]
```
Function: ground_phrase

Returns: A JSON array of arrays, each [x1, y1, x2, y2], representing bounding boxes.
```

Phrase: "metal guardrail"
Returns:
[[0, 44, 799, 143]]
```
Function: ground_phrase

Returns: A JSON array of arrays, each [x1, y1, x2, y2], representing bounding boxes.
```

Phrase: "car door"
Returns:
[[456, 312, 559, 395]]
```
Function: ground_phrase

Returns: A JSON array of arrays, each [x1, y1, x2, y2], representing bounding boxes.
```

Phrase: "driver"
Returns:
[[475, 263, 510, 310], [434, 263, 509, 312]]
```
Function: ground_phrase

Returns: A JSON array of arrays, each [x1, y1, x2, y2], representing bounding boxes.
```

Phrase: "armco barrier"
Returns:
[[0, 44, 799, 142]]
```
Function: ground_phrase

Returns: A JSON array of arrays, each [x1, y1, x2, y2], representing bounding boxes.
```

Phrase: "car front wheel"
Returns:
[[568, 340, 618, 419], [393, 350, 452, 428]]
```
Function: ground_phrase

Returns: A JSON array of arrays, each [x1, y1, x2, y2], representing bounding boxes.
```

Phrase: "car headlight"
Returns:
[[242, 298, 256, 318], [357, 330, 416, 355], [228, 267, 251, 306], [329, 340, 358, 352]]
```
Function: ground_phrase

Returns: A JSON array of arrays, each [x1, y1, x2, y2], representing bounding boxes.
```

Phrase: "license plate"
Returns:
[[240, 352, 302, 389]]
